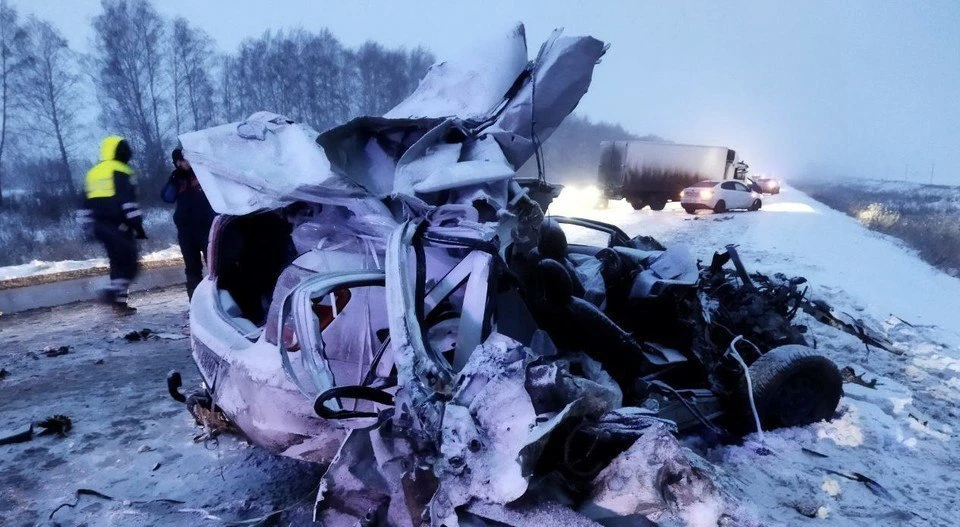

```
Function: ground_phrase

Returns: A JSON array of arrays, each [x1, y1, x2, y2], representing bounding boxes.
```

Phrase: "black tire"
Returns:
[[649, 195, 668, 211], [683, 206, 697, 215], [713, 200, 726, 213], [742, 345, 842, 431], [630, 200, 646, 211], [749, 199, 761, 211]]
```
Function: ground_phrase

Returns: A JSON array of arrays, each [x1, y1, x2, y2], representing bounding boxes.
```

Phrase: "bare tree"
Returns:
[[169, 31, 183, 135], [353, 42, 428, 116], [0, 0, 26, 206], [298, 28, 351, 130], [170, 17, 215, 133], [17, 17, 84, 193], [91, 0, 169, 184], [213, 29, 433, 130], [216, 53, 242, 123]]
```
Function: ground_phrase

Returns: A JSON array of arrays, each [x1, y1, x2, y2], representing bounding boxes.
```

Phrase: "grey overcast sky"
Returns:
[[11, 0, 960, 183]]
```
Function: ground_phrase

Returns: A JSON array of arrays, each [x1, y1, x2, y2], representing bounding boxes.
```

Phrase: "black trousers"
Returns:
[[94, 220, 139, 283], [177, 219, 211, 299]]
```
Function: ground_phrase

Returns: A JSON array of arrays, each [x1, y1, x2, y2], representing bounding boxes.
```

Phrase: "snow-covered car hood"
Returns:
[[180, 23, 606, 216]]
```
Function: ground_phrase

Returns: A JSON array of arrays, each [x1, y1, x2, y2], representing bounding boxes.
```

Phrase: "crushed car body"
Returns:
[[169, 23, 895, 526]]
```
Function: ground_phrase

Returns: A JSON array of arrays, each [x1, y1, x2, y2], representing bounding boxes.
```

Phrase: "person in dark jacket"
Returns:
[[162, 147, 216, 300], [79, 136, 146, 315]]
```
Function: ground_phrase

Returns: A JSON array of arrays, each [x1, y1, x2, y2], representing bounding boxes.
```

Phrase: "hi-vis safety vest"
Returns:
[[85, 136, 135, 199]]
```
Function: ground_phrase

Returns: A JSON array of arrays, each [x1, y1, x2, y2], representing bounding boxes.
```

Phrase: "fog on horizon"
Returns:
[[13, 0, 960, 184]]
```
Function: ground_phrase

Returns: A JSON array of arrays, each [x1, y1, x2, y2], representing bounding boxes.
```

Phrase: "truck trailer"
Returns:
[[598, 140, 747, 210]]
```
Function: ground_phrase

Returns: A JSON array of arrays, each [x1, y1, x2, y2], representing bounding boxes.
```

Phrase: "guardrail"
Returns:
[[0, 258, 186, 314]]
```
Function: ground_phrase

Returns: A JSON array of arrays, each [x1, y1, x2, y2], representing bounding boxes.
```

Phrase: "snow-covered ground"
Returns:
[[0, 245, 183, 282], [1, 186, 958, 525], [549, 185, 960, 525]]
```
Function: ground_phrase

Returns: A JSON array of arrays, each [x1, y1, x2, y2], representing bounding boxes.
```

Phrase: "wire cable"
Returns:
[[727, 335, 765, 444]]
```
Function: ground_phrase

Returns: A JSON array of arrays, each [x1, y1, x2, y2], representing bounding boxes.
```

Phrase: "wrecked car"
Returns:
[[166, 24, 886, 526]]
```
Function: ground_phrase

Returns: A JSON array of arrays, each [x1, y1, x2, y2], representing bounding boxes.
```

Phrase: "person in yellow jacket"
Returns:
[[78, 136, 146, 315]]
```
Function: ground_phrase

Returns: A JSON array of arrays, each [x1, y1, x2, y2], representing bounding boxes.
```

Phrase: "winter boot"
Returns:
[[112, 302, 138, 316], [113, 284, 136, 316]]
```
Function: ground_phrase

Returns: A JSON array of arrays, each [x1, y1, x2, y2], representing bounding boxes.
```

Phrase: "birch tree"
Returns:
[[17, 17, 83, 193], [0, 0, 25, 206], [91, 0, 169, 183]]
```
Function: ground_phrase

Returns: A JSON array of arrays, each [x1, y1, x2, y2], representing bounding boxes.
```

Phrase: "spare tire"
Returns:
[[741, 345, 842, 430]]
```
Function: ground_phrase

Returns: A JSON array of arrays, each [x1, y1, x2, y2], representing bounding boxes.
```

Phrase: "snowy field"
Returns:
[[1, 186, 958, 526]]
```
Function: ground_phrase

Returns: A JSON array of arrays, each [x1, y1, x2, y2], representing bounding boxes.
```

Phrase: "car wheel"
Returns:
[[741, 345, 842, 431], [683, 206, 696, 215], [749, 199, 761, 211], [630, 200, 646, 211], [649, 195, 668, 211], [713, 200, 726, 213]]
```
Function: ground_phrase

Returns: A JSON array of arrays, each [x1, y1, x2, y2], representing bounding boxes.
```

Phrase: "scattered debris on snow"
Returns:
[[42, 345, 70, 357]]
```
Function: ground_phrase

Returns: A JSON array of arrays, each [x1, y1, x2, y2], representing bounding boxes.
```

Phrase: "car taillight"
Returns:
[[281, 320, 300, 351], [312, 289, 352, 331]]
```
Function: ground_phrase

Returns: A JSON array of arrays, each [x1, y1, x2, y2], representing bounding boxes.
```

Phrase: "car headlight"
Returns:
[[699, 189, 713, 199]]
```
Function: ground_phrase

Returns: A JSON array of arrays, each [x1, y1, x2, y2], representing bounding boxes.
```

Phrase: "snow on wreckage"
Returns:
[[165, 24, 892, 527]]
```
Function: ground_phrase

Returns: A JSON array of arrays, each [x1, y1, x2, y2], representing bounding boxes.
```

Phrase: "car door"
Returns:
[[733, 181, 754, 208], [719, 181, 739, 208]]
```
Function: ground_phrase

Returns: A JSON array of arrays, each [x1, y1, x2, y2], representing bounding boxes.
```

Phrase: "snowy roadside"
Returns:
[[0, 245, 183, 283], [0, 288, 323, 526], [549, 185, 960, 525]]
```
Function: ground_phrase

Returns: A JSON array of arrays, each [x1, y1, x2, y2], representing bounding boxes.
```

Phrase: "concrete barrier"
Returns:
[[0, 260, 185, 314]]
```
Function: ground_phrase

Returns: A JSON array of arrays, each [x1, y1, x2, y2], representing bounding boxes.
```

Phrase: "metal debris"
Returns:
[[0, 424, 33, 446], [36, 414, 72, 436], [0, 415, 72, 445], [840, 366, 878, 389], [42, 345, 70, 357], [123, 328, 153, 341]]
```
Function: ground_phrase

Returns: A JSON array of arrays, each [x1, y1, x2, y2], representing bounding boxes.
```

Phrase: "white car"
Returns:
[[680, 179, 762, 214]]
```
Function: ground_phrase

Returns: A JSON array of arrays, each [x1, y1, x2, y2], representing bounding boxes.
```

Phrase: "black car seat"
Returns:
[[537, 218, 586, 298], [533, 258, 646, 386]]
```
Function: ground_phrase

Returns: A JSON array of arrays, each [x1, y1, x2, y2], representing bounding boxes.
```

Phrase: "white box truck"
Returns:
[[598, 140, 748, 210]]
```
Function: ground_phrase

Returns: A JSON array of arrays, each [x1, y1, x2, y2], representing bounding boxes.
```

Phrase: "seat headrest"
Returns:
[[538, 219, 568, 261]]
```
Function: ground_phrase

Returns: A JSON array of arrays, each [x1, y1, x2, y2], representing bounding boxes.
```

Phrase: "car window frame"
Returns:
[[277, 271, 386, 399]]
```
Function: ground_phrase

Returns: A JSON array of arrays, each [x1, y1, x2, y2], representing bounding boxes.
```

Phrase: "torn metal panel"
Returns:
[[180, 112, 357, 215], [487, 31, 608, 169], [801, 299, 902, 353], [580, 423, 733, 526], [384, 24, 529, 121]]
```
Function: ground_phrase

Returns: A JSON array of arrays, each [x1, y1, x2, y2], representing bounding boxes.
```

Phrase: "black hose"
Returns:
[[649, 380, 725, 435]]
